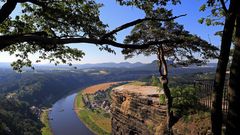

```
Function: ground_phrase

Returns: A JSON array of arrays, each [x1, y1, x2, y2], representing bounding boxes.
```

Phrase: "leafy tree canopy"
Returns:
[[122, 8, 219, 66], [0, 0, 108, 71], [198, 0, 231, 37], [0, 0, 187, 71]]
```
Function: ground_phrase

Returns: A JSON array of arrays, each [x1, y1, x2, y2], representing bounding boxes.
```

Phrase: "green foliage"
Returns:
[[199, 4, 206, 11], [0, 0, 219, 71], [198, 0, 227, 33], [0, 95, 42, 135], [168, 72, 215, 87], [151, 75, 160, 86], [171, 85, 201, 116], [198, 18, 205, 24], [19, 1, 107, 38], [14, 72, 94, 106], [205, 18, 212, 26], [172, 85, 198, 107], [117, 0, 181, 13], [0, 0, 108, 71], [122, 7, 218, 66], [159, 94, 166, 104]]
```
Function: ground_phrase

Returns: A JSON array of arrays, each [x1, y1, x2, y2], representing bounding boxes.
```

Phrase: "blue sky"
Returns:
[[0, 0, 222, 64]]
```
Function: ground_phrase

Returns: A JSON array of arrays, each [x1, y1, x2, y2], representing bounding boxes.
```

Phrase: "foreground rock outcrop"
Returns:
[[172, 113, 211, 135], [111, 85, 167, 135]]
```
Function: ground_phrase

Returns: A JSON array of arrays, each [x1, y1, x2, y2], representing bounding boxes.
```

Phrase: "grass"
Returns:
[[74, 92, 111, 135], [127, 81, 147, 86], [40, 109, 52, 135]]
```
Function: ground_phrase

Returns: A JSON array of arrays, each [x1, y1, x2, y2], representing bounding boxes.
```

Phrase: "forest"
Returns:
[[0, 0, 240, 135]]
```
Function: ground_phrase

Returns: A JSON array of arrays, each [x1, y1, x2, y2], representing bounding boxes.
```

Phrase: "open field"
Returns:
[[82, 82, 121, 94], [74, 93, 111, 135], [40, 109, 53, 135]]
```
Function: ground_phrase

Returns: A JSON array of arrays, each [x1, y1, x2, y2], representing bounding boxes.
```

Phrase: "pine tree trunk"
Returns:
[[211, 0, 238, 134], [161, 77, 173, 135], [157, 47, 173, 135], [225, 7, 240, 134]]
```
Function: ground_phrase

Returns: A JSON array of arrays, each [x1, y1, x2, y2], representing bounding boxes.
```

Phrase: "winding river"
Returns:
[[48, 93, 94, 135]]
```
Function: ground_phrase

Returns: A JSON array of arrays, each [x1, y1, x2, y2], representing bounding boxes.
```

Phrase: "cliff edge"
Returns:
[[111, 85, 167, 135]]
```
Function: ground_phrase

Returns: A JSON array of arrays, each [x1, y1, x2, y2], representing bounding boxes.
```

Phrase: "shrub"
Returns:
[[159, 94, 166, 104], [171, 85, 200, 116]]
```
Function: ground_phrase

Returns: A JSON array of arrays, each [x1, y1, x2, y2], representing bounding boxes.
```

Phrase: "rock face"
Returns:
[[111, 85, 166, 135]]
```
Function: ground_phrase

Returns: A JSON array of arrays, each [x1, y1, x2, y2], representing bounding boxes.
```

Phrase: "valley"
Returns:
[[0, 62, 216, 135]]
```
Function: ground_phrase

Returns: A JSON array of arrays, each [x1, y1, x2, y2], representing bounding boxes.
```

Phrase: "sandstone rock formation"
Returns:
[[111, 85, 167, 135]]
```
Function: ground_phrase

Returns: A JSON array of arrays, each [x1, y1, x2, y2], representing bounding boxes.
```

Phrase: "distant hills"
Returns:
[[0, 62, 145, 69], [75, 62, 145, 69], [0, 61, 217, 71], [0, 62, 12, 68]]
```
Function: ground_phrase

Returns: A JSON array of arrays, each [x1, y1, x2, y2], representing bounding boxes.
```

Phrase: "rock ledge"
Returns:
[[111, 85, 166, 135]]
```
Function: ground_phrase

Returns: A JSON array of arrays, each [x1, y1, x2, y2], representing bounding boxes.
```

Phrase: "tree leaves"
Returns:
[[199, 4, 207, 12], [0, 0, 107, 71], [0, 0, 218, 71], [198, 18, 205, 24], [199, 1, 227, 27], [117, 0, 180, 14], [122, 8, 218, 66]]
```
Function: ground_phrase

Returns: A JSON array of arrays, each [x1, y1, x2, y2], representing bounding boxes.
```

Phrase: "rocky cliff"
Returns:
[[111, 84, 212, 135], [111, 85, 167, 135]]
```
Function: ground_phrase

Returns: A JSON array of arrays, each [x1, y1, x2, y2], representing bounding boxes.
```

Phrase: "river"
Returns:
[[48, 93, 94, 135]]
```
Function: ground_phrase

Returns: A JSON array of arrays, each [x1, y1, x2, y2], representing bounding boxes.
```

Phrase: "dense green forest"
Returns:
[[0, 64, 216, 135], [0, 94, 42, 135]]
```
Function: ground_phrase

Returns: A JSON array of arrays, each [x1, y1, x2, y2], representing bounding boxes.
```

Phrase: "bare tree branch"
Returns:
[[101, 14, 187, 39]]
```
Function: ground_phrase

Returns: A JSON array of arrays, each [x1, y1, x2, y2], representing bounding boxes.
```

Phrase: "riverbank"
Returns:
[[74, 92, 111, 135], [74, 82, 129, 135], [49, 93, 94, 135], [40, 109, 53, 135]]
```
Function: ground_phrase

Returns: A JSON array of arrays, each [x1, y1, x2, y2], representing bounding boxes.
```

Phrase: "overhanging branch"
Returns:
[[0, 0, 65, 25], [0, 34, 183, 50], [101, 14, 187, 39], [0, 1, 186, 51], [0, 0, 17, 24]]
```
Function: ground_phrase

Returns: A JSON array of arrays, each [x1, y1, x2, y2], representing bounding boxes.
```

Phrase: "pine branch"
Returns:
[[101, 14, 187, 39]]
